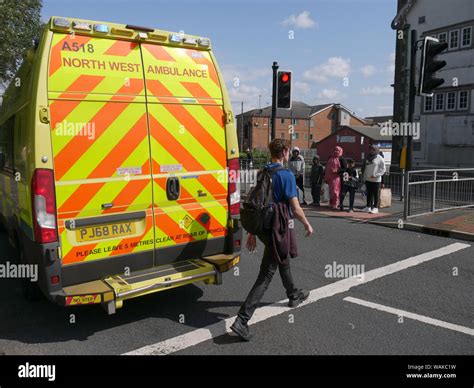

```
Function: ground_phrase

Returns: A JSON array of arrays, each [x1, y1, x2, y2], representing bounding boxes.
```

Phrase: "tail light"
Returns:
[[227, 158, 241, 216], [31, 169, 58, 243]]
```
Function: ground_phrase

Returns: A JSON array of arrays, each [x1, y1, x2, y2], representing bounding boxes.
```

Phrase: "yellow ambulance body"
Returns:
[[0, 17, 241, 313]]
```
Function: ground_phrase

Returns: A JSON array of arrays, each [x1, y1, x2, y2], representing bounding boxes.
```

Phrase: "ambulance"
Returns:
[[0, 16, 241, 313]]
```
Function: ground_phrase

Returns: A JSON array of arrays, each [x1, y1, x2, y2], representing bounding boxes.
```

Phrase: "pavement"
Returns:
[[300, 190, 474, 241]]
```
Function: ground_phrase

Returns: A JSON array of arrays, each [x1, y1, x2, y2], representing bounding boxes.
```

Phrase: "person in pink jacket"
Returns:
[[324, 146, 347, 210]]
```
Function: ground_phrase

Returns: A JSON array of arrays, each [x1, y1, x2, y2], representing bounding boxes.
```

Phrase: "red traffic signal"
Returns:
[[280, 73, 290, 83], [277, 71, 292, 109]]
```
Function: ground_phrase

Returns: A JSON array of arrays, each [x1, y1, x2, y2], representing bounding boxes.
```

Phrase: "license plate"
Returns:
[[75, 222, 136, 242]]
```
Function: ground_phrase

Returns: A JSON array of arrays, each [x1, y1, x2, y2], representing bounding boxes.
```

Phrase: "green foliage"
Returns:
[[0, 0, 43, 88]]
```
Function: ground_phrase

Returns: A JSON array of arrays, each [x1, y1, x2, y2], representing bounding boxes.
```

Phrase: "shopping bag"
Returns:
[[320, 183, 330, 202], [360, 183, 367, 201], [379, 188, 392, 208]]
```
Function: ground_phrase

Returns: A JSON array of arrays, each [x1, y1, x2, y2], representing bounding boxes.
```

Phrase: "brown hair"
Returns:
[[268, 138, 290, 159]]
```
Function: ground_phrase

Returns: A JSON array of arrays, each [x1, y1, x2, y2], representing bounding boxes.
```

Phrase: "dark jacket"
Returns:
[[337, 157, 347, 177], [341, 167, 359, 188], [270, 201, 298, 265], [310, 164, 324, 186]]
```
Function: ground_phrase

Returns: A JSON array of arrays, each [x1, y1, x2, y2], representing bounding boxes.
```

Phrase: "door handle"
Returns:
[[166, 177, 180, 200]]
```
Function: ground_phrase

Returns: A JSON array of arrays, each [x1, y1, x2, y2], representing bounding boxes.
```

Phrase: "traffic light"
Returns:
[[419, 36, 448, 95], [277, 71, 292, 109]]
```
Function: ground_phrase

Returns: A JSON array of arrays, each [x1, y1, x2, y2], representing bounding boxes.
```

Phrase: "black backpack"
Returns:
[[240, 165, 285, 235]]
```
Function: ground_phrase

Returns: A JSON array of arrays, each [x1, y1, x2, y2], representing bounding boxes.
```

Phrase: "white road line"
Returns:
[[343, 296, 474, 336], [123, 242, 470, 355]]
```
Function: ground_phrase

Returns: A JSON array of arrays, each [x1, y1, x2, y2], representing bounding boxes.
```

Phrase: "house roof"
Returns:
[[365, 115, 393, 124], [343, 125, 392, 141], [237, 101, 335, 120]]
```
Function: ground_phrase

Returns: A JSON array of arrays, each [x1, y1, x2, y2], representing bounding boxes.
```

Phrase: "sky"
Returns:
[[41, 0, 397, 118]]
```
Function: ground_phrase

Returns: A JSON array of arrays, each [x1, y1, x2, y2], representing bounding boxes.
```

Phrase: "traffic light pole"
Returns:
[[406, 29, 417, 172], [271, 61, 279, 141]]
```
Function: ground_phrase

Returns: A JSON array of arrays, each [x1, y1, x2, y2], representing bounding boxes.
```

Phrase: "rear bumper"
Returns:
[[59, 254, 240, 314], [19, 226, 240, 310]]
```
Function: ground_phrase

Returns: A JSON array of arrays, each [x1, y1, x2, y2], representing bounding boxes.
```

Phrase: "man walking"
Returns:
[[289, 146, 307, 205], [231, 139, 314, 341]]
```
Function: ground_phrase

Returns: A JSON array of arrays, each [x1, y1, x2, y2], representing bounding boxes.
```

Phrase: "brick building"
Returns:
[[236, 101, 368, 152], [315, 125, 393, 166]]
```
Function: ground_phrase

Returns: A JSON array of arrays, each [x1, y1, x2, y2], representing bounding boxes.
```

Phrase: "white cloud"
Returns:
[[303, 57, 351, 83], [294, 81, 311, 96], [316, 88, 345, 101], [360, 86, 393, 95], [360, 64, 377, 77], [281, 11, 318, 29], [374, 105, 393, 115], [227, 83, 266, 111]]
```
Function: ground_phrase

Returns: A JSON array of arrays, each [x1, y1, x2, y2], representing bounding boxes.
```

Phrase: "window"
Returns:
[[292, 119, 298, 125], [280, 118, 285, 124], [292, 132, 299, 140], [438, 32, 447, 44], [281, 132, 285, 139], [458, 90, 468, 110], [435, 93, 444, 111], [446, 92, 456, 111], [418, 16, 425, 24], [461, 26, 472, 48], [424, 95, 433, 112], [449, 30, 459, 50], [310, 119, 314, 128], [0, 116, 15, 171], [309, 134, 313, 140], [304, 133, 308, 140]]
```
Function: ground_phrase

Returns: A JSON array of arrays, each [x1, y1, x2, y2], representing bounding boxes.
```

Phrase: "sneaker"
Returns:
[[370, 207, 379, 214], [348, 209, 354, 213], [288, 289, 310, 308], [301, 201, 308, 206], [361, 207, 371, 212], [230, 318, 252, 341]]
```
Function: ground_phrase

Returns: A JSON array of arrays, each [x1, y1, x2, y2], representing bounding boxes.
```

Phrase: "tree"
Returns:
[[0, 0, 43, 90]]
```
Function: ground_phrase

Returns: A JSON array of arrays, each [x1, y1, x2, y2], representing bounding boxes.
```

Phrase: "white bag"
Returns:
[[321, 183, 330, 202], [360, 183, 367, 201], [379, 188, 392, 208]]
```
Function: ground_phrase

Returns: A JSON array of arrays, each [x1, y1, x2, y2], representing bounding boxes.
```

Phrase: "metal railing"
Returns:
[[404, 168, 474, 219]]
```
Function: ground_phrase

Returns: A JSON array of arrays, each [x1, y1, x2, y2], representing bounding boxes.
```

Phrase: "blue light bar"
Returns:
[[94, 24, 109, 33]]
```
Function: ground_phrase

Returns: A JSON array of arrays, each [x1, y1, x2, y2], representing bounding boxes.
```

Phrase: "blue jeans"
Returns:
[[339, 185, 356, 210]]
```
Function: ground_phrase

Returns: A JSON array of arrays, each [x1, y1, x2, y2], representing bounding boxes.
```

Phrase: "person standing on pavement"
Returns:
[[310, 156, 324, 207], [324, 146, 347, 210], [361, 145, 386, 214], [339, 158, 358, 212], [230, 138, 314, 342], [289, 146, 307, 205]]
